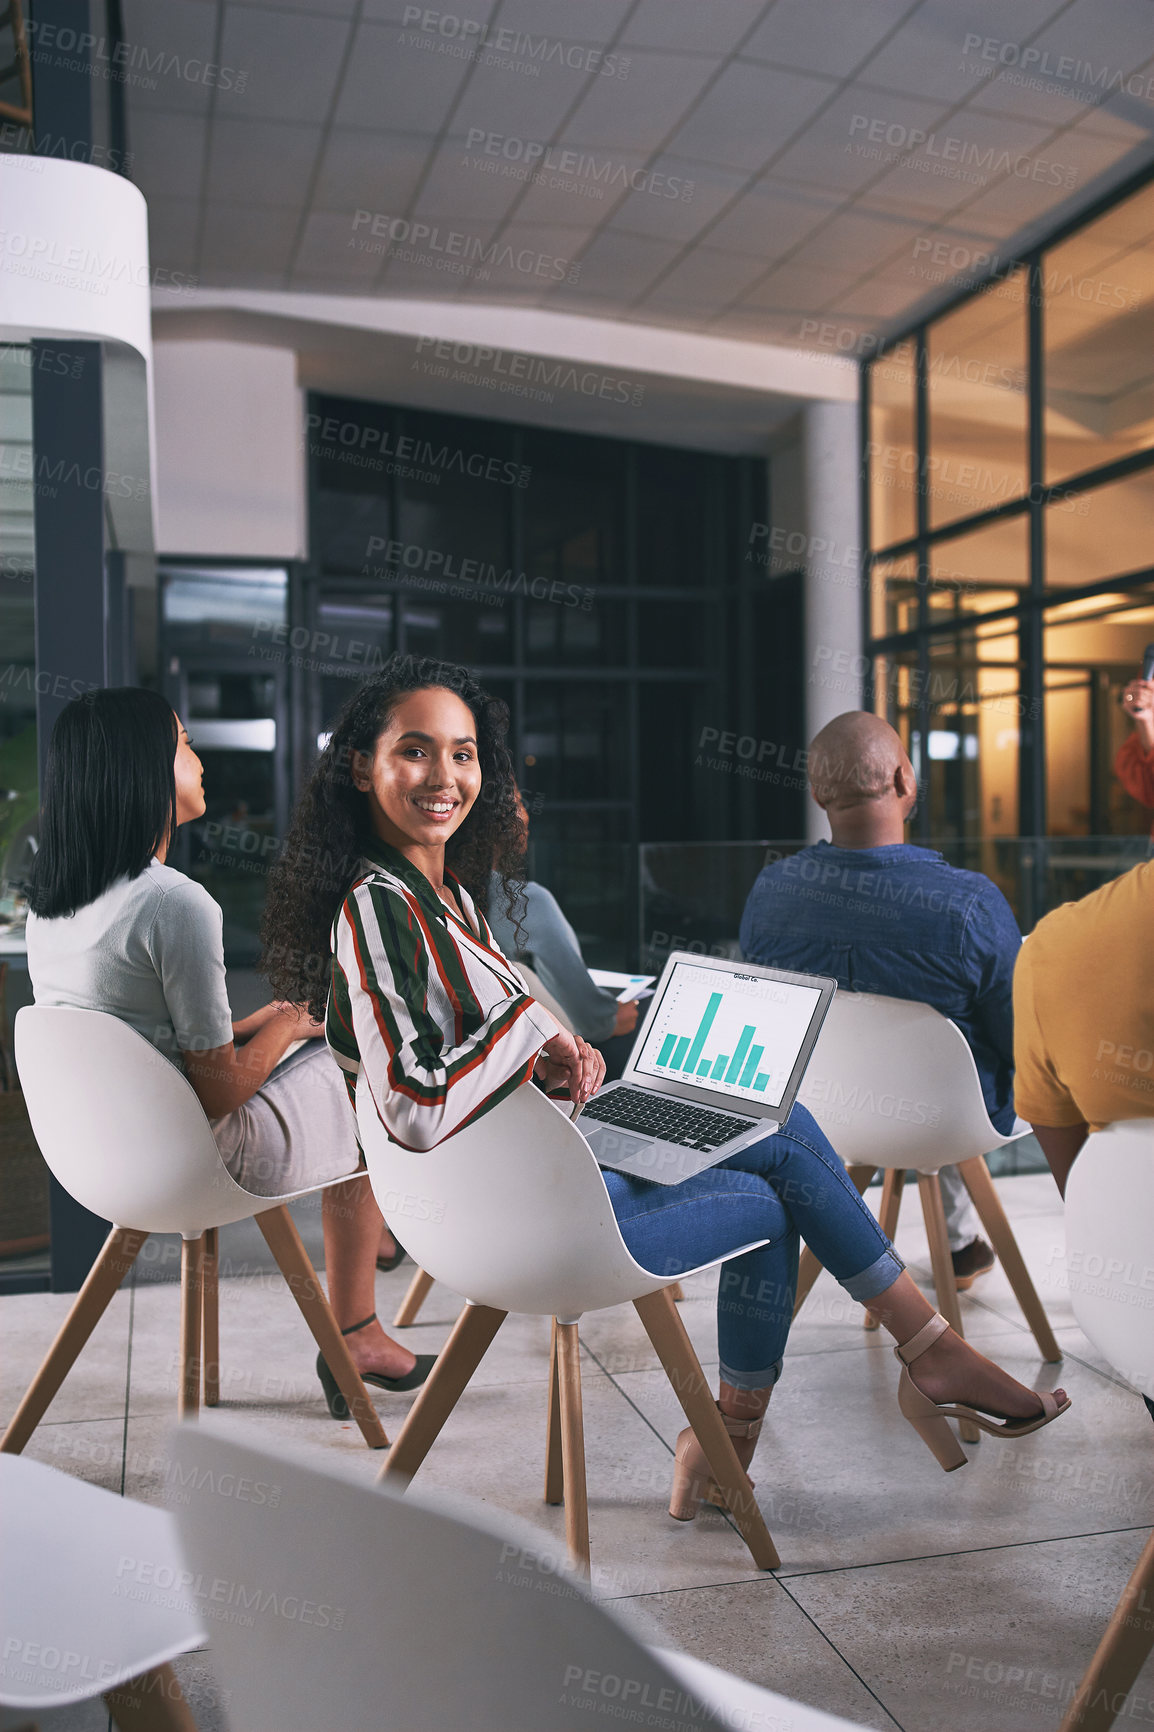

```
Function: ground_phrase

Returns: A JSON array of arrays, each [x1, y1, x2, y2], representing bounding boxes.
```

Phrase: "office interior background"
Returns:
[[2, 6, 1154, 1731], [3, 0, 1154, 1289]]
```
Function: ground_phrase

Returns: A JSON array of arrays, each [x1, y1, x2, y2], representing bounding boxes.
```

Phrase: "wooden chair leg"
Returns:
[[634, 1288, 780, 1571], [178, 1236, 203, 1421], [105, 1663, 198, 1732], [393, 1265, 434, 1327], [667, 1281, 684, 1302], [917, 1173, 980, 1445], [254, 1205, 388, 1450], [957, 1154, 1062, 1363], [544, 1318, 564, 1505], [792, 1164, 877, 1321], [1, 1226, 148, 1454], [202, 1226, 219, 1407], [1059, 1528, 1154, 1732], [380, 1301, 506, 1484], [554, 1320, 590, 1569], [865, 1169, 905, 1330]]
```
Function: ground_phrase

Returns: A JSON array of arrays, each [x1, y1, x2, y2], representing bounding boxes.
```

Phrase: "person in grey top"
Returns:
[[486, 792, 639, 1052], [26, 688, 432, 1403]]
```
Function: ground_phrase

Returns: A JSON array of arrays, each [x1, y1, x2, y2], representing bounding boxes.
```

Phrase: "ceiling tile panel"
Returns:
[[126, 108, 208, 202], [704, 177, 843, 257], [119, 0, 219, 114], [738, 259, 861, 314], [788, 206, 926, 274], [200, 202, 300, 276], [207, 119, 323, 205], [450, 53, 599, 141], [215, 6, 352, 121], [621, 0, 766, 58], [562, 50, 714, 151], [310, 129, 430, 213], [334, 21, 470, 130], [504, 142, 651, 225], [742, 0, 914, 79], [603, 157, 749, 241], [559, 228, 683, 299], [480, 0, 634, 40], [144, 196, 201, 277], [770, 85, 954, 195], [411, 144, 538, 222], [666, 62, 838, 172], [292, 210, 389, 286], [637, 244, 774, 311]]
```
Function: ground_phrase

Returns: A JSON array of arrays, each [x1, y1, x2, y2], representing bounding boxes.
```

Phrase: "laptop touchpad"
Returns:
[[585, 1125, 661, 1172]]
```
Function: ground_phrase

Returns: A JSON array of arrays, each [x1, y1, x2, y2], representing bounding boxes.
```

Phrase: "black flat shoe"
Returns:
[[376, 1236, 408, 1273], [316, 1350, 437, 1418]]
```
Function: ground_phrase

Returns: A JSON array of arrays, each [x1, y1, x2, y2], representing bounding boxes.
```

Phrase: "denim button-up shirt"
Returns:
[[739, 841, 1021, 1133]]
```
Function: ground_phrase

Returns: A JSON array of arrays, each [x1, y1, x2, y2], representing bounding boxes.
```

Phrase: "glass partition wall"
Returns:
[[863, 168, 1154, 924]]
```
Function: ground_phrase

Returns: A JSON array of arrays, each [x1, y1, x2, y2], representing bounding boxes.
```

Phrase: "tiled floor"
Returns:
[[3, 1173, 1151, 1731]]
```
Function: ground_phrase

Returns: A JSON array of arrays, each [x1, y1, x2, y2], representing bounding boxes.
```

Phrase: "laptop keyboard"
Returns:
[[580, 1087, 752, 1151]]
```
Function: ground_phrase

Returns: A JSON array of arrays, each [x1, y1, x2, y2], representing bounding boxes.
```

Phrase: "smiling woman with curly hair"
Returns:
[[265, 653, 1070, 1514]]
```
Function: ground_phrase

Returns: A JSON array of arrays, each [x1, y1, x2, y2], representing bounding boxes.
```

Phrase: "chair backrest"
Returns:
[[1064, 1120, 1154, 1401], [357, 1073, 668, 1317], [169, 1425, 867, 1732], [0, 1455, 204, 1710], [798, 989, 1017, 1171], [14, 1005, 294, 1233], [510, 959, 575, 1034]]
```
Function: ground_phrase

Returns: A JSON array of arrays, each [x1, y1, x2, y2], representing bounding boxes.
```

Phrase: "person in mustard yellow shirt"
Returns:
[[1013, 859, 1154, 1195]]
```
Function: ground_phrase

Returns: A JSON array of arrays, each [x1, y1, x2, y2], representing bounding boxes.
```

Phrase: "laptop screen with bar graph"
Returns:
[[630, 957, 828, 1113]]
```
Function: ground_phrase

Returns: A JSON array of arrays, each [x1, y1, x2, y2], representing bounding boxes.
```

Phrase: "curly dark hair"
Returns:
[[261, 654, 526, 1018]]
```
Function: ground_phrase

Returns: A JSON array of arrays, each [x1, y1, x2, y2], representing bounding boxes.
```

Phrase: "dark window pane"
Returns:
[[637, 602, 715, 668], [524, 597, 628, 665], [523, 429, 625, 594], [522, 682, 630, 801], [401, 594, 513, 664]]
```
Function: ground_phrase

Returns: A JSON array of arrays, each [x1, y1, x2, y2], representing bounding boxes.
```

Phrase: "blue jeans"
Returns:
[[601, 1103, 904, 1390]]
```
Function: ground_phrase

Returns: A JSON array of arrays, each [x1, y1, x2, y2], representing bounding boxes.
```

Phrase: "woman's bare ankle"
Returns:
[[719, 1381, 773, 1421]]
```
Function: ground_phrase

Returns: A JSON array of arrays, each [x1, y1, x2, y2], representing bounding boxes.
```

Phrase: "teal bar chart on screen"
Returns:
[[640, 964, 823, 1106]]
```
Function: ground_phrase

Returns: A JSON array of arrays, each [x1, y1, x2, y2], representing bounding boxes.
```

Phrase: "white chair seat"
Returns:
[[170, 1424, 870, 1732], [0, 1456, 204, 1715], [4, 1006, 387, 1452]]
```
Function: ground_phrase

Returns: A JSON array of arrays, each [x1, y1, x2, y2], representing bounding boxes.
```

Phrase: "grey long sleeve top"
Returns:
[[485, 873, 620, 1044]]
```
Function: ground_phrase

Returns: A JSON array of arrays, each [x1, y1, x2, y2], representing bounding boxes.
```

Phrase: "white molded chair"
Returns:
[[388, 961, 687, 1327], [170, 1424, 870, 1732], [795, 991, 1061, 1439], [0, 1454, 205, 1731], [1059, 1122, 1154, 1732], [2, 1006, 387, 1454], [356, 1073, 778, 1570]]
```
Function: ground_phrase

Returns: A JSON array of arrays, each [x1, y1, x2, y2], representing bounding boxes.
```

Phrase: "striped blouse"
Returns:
[[327, 837, 561, 1150]]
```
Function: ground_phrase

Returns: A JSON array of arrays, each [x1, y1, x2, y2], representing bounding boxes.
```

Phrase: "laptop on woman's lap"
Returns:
[[577, 953, 836, 1186]]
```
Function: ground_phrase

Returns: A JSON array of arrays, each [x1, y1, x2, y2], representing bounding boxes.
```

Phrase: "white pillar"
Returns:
[[802, 399, 864, 841]]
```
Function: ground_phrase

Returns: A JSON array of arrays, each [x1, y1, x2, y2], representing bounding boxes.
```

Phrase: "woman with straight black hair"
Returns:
[[265, 654, 1068, 1521], [26, 687, 433, 1408]]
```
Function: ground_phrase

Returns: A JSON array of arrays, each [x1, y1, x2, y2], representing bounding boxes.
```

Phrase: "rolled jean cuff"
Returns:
[[718, 1355, 783, 1393], [842, 1247, 905, 1304]]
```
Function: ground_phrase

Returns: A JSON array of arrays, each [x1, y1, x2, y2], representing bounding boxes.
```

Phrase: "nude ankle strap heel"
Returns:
[[894, 1311, 1071, 1473], [895, 1314, 968, 1474], [668, 1404, 765, 1522]]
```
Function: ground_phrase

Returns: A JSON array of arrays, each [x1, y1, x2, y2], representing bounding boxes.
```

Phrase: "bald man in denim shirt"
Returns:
[[740, 711, 1022, 1287]]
